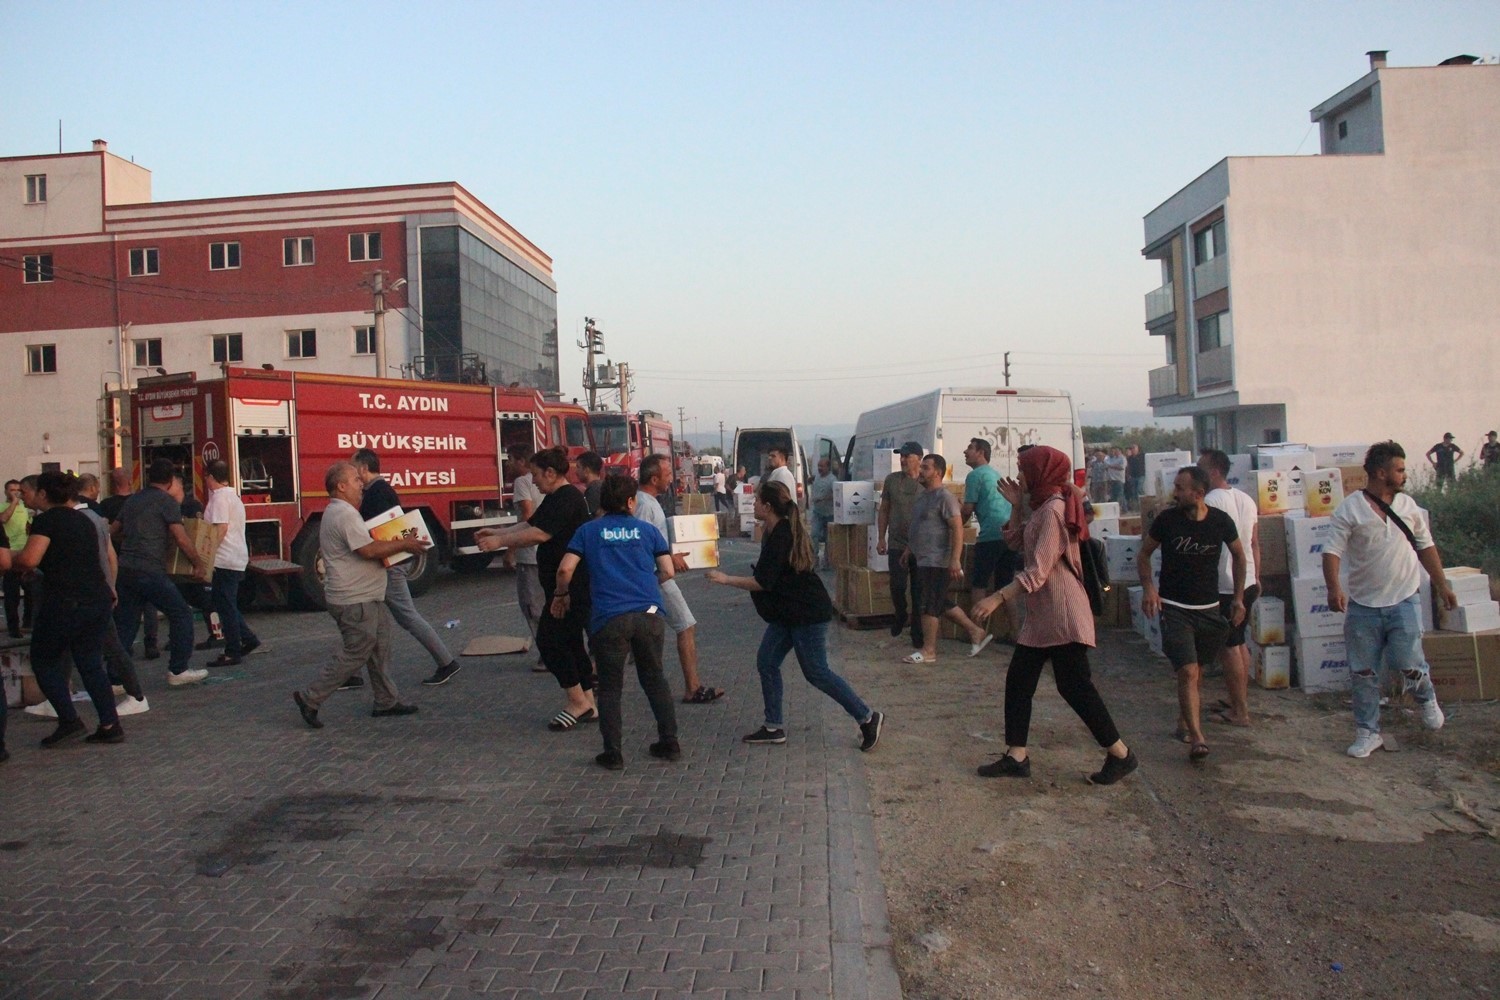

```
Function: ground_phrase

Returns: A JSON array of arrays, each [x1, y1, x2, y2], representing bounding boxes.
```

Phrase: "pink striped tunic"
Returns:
[[1001, 495, 1096, 649]]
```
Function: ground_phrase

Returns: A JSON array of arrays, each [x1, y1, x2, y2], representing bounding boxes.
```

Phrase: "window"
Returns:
[[23, 254, 53, 283], [129, 248, 160, 276], [1338, 120, 1348, 139], [286, 329, 317, 358], [26, 344, 56, 374], [212, 333, 243, 364], [210, 242, 241, 270], [283, 236, 315, 266], [1165, 335, 1177, 366], [25, 174, 46, 204], [1193, 219, 1226, 265], [349, 232, 382, 261], [1197, 311, 1232, 352], [133, 338, 163, 368], [353, 325, 376, 356]]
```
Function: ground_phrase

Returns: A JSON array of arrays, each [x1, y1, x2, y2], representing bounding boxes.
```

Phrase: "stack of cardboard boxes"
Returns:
[[668, 513, 721, 569], [1247, 596, 1290, 688], [828, 481, 889, 619], [1423, 567, 1500, 701]]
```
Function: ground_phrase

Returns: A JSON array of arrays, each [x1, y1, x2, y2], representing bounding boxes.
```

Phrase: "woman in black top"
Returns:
[[14, 472, 121, 747], [709, 482, 883, 751]]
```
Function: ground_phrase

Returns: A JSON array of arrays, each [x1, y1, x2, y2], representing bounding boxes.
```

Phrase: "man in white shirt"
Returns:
[[636, 455, 724, 704], [203, 461, 260, 667], [1323, 441, 1457, 758], [1199, 450, 1261, 728], [765, 447, 797, 499], [507, 446, 545, 664], [712, 468, 728, 513]]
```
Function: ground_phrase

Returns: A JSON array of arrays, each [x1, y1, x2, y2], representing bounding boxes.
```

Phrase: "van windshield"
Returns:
[[736, 430, 793, 481], [589, 414, 629, 456]]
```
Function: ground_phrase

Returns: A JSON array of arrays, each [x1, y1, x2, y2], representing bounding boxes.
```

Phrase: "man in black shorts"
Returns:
[[902, 454, 991, 664], [1137, 466, 1245, 761]]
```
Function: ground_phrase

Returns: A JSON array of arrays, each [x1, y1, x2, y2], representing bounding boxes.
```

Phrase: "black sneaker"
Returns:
[[742, 726, 787, 745], [85, 724, 125, 745], [371, 703, 419, 718], [422, 661, 462, 686], [40, 719, 87, 748], [595, 750, 625, 771], [292, 690, 323, 729], [194, 637, 223, 650], [1088, 749, 1139, 786], [977, 754, 1031, 778], [649, 739, 682, 761], [859, 711, 884, 752], [889, 613, 907, 638], [338, 675, 365, 690], [241, 639, 262, 656]]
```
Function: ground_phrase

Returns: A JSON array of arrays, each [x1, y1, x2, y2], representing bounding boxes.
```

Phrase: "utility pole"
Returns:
[[1003, 351, 1011, 387], [617, 362, 630, 412], [372, 271, 387, 378], [718, 420, 724, 456], [677, 406, 687, 450]]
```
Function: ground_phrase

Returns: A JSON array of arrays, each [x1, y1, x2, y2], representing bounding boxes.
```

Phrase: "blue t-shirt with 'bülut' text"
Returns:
[[566, 514, 671, 634]]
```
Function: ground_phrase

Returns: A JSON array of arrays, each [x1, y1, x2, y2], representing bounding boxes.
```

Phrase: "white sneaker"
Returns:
[[1347, 730, 1384, 758], [1420, 699, 1445, 731], [114, 695, 150, 716], [24, 700, 57, 718], [167, 668, 209, 687]]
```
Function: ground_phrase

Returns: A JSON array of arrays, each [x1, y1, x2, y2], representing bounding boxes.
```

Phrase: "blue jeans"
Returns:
[[211, 568, 259, 657], [1345, 594, 1436, 733], [114, 567, 195, 675], [756, 620, 870, 729], [811, 509, 832, 545]]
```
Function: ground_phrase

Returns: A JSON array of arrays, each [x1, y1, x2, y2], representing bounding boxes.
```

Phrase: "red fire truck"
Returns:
[[128, 368, 591, 607], [587, 409, 675, 480]]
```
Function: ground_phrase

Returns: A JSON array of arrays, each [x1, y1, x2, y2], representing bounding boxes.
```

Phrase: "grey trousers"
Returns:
[[516, 564, 544, 639], [384, 563, 452, 668], [304, 600, 399, 710]]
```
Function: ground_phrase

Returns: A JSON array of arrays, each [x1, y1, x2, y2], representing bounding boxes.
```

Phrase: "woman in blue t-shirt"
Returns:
[[554, 475, 680, 772], [709, 481, 883, 752]]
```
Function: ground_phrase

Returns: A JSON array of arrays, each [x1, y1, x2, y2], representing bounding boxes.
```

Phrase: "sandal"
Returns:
[[547, 707, 597, 731], [968, 634, 996, 657], [901, 652, 930, 664], [1189, 742, 1210, 760], [683, 685, 725, 704]]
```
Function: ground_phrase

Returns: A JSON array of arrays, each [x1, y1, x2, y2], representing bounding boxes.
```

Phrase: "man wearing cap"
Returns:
[[877, 443, 925, 646], [1481, 431, 1500, 472], [1425, 433, 1463, 489]]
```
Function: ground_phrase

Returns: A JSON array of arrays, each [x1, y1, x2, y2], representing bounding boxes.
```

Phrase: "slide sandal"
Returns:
[[902, 652, 930, 664], [547, 708, 597, 731], [969, 634, 996, 657]]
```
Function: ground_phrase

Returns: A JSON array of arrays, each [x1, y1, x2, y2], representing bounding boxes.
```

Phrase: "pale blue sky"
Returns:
[[4, 2, 1495, 433]]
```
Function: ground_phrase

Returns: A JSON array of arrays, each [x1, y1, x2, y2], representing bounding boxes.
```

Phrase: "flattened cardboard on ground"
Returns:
[[461, 635, 532, 656]]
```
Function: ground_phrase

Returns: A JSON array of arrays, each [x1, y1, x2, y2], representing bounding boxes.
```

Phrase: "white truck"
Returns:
[[838, 387, 1085, 484]]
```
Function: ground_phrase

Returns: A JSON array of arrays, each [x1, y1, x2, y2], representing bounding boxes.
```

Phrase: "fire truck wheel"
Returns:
[[450, 553, 494, 574], [403, 547, 435, 597], [296, 536, 328, 611]]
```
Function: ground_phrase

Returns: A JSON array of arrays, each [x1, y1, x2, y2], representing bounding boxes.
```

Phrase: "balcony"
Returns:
[[1144, 283, 1174, 324], [1193, 254, 1228, 297], [1148, 364, 1179, 401], [1196, 345, 1234, 389]]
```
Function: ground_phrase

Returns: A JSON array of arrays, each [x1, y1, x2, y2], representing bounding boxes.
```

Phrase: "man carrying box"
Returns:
[[1325, 441, 1457, 758]]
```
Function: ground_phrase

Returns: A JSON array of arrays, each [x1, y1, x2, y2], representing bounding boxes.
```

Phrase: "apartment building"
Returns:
[[1141, 52, 1499, 465], [0, 141, 559, 477]]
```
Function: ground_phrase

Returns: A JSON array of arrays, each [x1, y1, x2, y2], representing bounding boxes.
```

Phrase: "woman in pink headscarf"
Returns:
[[970, 446, 1136, 785]]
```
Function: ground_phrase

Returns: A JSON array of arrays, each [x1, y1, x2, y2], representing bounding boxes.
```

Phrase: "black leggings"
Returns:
[[537, 603, 593, 692], [1005, 642, 1121, 749]]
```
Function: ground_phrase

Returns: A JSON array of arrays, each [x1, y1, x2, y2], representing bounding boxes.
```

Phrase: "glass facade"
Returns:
[[418, 225, 559, 391]]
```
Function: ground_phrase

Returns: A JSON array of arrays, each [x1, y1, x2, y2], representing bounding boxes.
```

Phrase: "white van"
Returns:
[[733, 427, 810, 502], [843, 388, 1084, 483]]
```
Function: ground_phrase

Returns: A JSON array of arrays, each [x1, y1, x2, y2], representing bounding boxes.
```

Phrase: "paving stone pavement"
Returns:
[[0, 540, 901, 1000]]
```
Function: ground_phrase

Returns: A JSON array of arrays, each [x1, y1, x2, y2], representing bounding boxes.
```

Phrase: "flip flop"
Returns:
[[547, 707, 597, 731], [683, 685, 726, 704], [902, 652, 930, 664], [1189, 742, 1210, 760], [968, 634, 996, 657]]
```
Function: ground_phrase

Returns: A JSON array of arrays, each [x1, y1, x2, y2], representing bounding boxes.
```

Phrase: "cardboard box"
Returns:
[[827, 523, 868, 569], [1438, 601, 1500, 634], [1250, 596, 1287, 646], [1424, 632, 1484, 701], [671, 539, 720, 570], [1338, 465, 1368, 493], [735, 487, 757, 515], [1257, 515, 1289, 577], [1475, 630, 1500, 699], [838, 567, 893, 616], [1225, 454, 1255, 494], [1155, 465, 1189, 498], [716, 510, 738, 538], [1255, 470, 1305, 516], [1119, 515, 1142, 536], [1285, 516, 1335, 580], [1090, 517, 1122, 542], [1, 645, 30, 708], [679, 492, 715, 515], [1143, 451, 1193, 495], [1301, 469, 1345, 519], [866, 527, 889, 573], [669, 513, 719, 544], [1095, 583, 1132, 628], [1255, 445, 1315, 471], [1314, 444, 1370, 469], [1295, 635, 1349, 693], [1291, 575, 1344, 638], [1250, 640, 1291, 689], [1446, 568, 1493, 605], [833, 481, 878, 525], [1105, 535, 1142, 584], [1091, 502, 1120, 520], [167, 517, 221, 578]]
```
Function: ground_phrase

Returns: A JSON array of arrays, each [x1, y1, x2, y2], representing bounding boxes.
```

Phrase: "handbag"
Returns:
[[1074, 535, 1109, 616]]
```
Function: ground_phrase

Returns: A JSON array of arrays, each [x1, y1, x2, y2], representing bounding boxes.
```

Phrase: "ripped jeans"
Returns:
[[1344, 594, 1436, 734]]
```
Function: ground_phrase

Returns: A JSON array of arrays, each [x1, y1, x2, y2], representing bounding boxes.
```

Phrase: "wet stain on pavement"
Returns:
[[506, 824, 711, 871]]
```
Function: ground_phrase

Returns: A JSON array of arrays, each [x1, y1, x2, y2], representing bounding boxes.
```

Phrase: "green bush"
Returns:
[[1410, 468, 1500, 574]]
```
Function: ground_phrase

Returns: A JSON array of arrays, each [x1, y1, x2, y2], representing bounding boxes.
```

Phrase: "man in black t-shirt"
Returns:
[[1426, 433, 1463, 488], [476, 447, 595, 729], [1138, 466, 1246, 761]]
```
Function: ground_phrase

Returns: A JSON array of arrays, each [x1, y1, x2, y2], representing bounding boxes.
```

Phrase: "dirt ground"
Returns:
[[838, 623, 1500, 1000]]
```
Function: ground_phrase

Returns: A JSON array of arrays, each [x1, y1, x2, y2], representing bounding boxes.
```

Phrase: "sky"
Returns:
[[3, 1, 1495, 437]]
